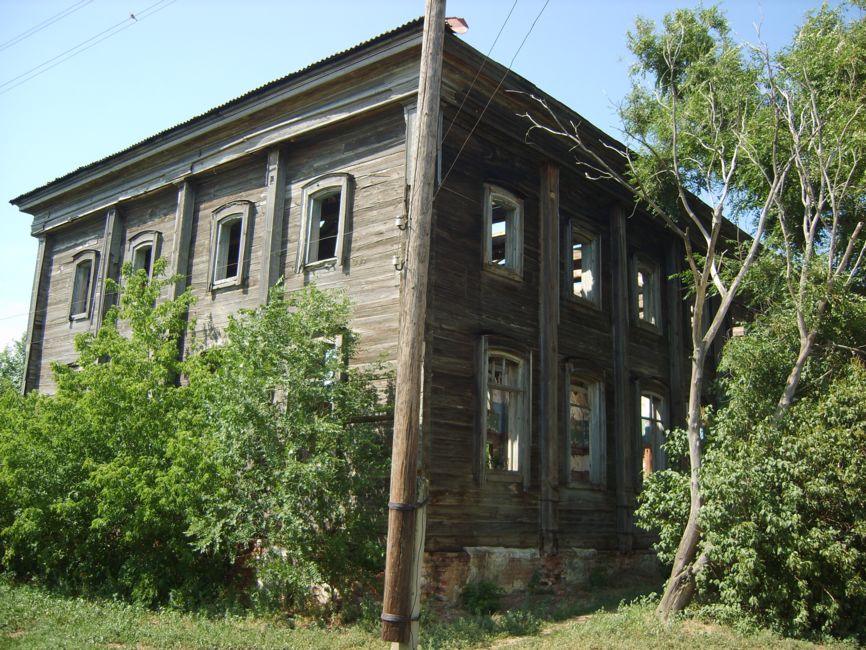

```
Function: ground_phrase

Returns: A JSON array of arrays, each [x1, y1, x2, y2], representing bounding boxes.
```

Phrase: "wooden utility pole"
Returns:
[[381, 0, 445, 645]]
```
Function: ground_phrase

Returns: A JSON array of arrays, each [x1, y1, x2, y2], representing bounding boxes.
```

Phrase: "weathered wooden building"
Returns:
[[12, 18, 708, 597]]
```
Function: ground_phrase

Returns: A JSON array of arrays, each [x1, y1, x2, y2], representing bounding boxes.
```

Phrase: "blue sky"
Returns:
[[0, 0, 828, 349]]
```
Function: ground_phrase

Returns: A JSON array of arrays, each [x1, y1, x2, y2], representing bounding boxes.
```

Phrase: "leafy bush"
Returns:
[[460, 580, 504, 615], [636, 281, 866, 641], [0, 264, 390, 612]]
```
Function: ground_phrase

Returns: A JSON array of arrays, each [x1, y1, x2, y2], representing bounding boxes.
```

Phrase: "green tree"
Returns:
[[0, 264, 390, 611], [0, 336, 24, 393], [639, 277, 866, 639], [527, 3, 866, 618], [182, 285, 390, 609]]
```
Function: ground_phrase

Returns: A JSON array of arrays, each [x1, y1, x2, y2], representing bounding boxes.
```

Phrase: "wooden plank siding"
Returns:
[[16, 22, 707, 560], [422, 36, 690, 553]]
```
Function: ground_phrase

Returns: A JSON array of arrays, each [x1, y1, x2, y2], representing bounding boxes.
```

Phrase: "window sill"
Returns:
[[69, 312, 90, 323], [483, 264, 522, 282], [485, 469, 523, 483], [211, 276, 242, 291], [302, 258, 339, 272], [565, 294, 602, 311], [634, 318, 662, 335]]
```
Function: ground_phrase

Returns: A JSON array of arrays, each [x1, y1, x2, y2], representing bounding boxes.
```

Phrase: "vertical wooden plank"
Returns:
[[610, 203, 633, 551], [95, 206, 122, 330], [538, 162, 560, 552], [169, 181, 196, 299], [259, 148, 288, 302], [22, 236, 47, 394], [665, 241, 685, 428]]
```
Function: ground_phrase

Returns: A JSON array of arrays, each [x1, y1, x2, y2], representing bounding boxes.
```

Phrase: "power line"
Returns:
[[0, 0, 176, 97], [437, 0, 550, 195], [439, 0, 519, 147], [0, 0, 94, 53]]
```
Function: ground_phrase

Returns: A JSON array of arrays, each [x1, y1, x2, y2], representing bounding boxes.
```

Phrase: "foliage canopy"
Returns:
[[0, 263, 390, 611]]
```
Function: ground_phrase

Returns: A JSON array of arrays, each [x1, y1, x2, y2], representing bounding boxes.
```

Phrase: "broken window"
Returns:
[[635, 258, 661, 327], [567, 375, 606, 485], [567, 222, 600, 304], [69, 250, 98, 320], [298, 174, 351, 271], [485, 352, 525, 472], [210, 201, 253, 289], [483, 185, 523, 277], [640, 392, 666, 475], [127, 230, 161, 281]]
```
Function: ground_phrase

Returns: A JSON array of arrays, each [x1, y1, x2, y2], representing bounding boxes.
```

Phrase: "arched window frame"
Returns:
[[563, 217, 601, 307], [562, 362, 607, 487], [476, 335, 531, 487], [297, 173, 352, 272], [69, 249, 99, 321], [209, 200, 253, 290], [483, 184, 524, 278], [126, 230, 162, 280], [638, 386, 668, 477]]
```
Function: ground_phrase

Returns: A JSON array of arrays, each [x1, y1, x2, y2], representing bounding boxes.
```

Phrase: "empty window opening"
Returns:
[[70, 258, 93, 318], [308, 190, 341, 263], [569, 223, 599, 303], [132, 244, 153, 277], [640, 393, 666, 475], [486, 353, 524, 472], [484, 186, 523, 276], [215, 217, 242, 282], [636, 260, 660, 326]]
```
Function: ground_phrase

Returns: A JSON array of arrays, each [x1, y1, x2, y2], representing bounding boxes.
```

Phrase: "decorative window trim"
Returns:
[[563, 219, 601, 307], [476, 335, 531, 488], [633, 255, 662, 330], [127, 230, 162, 280], [296, 173, 352, 272], [562, 363, 606, 487], [69, 249, 99, 321], [638, 387, 668, 476], [483, 184, 524, 279], [209, 200, 253, 290]]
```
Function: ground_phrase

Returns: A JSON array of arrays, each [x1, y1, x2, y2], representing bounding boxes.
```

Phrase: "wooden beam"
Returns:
[[382, 0, 445, 645], [665, 241, 685, 428], [169, 181, 196, 300], [610, 203, 634, 551], [21, 236, 47, 394], [259, 147, 288, 302], [95, 206, 122, 330], [538, 162, 560, 553]]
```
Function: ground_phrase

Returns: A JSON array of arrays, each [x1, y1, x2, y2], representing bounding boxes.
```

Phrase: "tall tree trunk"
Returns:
[[657, 347, 706, 619], [777, 329, 817, 411]]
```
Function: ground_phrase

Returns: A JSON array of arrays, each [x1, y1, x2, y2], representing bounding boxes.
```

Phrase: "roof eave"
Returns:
[[11, 18, 424, 213]]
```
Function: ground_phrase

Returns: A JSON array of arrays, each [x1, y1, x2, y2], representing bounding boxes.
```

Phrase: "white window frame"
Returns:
[[69, 249, 99, 321], [639, 391, 667, 475], [483, 184, 523, 278], [297, 173, 352, 272], [634, 256, 662, 329], [479, 339, 529, 481], [209, 200, 253, 290], [564, 219, 601, 306], [127, 230, 162, 280], [564, 368, 606, 486]]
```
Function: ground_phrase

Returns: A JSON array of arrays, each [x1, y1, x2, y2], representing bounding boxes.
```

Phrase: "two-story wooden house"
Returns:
[[12, 18, 706, 599]]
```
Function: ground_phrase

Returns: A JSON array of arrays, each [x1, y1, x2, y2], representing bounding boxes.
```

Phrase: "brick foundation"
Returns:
[[422, 547, 661, 605]]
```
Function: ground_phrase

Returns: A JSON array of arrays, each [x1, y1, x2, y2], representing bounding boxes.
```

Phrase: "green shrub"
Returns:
[[0, 265, 390, 613], [460, 580, 504, 615]]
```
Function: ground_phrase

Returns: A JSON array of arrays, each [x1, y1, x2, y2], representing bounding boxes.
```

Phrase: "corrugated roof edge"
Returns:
[[11, 16, 424, 207]]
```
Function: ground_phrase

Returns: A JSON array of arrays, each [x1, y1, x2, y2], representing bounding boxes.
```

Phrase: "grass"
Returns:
[[0, 580, 858, 649]]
